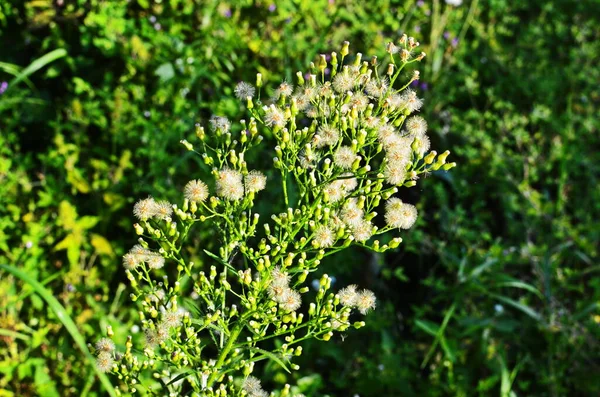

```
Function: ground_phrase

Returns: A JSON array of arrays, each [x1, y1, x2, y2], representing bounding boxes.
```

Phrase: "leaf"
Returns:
[[55, 234, 76, 251], [421, 303, 456, 368], [166, 370, 195, 386], [58, 201, 78, 230], [490, 293, 542, 321], [248, 347, 291, 373], [203, 249, 236, 273], [90, 233, 115, 257], [77, 216, 99, 230], [0, 263, 117, 397], [7, 49, 67, 91], [495, 280, 544, 300]]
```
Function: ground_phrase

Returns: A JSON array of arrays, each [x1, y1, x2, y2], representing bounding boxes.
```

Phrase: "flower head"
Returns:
[[337, 284, 358, 307], [133, 197, 158, 221], [216, 168, 244, 201], [154, 200, 173, 220], [313, 225, 335, 248], [96, 351, 114, 373], [234, 81, 255, 100], [356, 289, 376, 314], [264, 104, 286, 128], [405, 115, 428, 136], [184, 179, 209, 203], [209, 116, 231, 132], [244, 170, 267, 193], [384, 198, 418, 229], [314, 125, 340, 148], [281, 289, 302, 312], [96, 337, 115, 353], [333, 72, 355, 93], [333, 146, 358, 169], [350, 219, 374, 242]]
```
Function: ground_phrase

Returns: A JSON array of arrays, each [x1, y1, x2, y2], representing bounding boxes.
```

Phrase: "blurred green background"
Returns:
[[1, 0, 599, 396]]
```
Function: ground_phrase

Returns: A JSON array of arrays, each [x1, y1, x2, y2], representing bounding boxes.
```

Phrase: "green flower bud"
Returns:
[[180, 139, 194, 151], [340, 41, 350, 57]]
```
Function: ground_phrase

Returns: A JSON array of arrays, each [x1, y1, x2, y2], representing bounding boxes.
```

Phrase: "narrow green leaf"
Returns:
[[249, 347, 291, 373], [0, 328, 30, 341], [166, 369, 195, 386], [7, 49, 67, 90], [495, 280, 544, 300], [0, 263, 117, 397], [420, 303, 456, 368], [490, 293, 542, 321]]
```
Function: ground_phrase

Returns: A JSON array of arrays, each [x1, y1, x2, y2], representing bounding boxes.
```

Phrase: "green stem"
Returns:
[[206, 324, 243, 387]]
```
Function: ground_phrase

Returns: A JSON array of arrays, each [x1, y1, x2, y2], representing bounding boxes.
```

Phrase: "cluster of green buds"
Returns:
[[98, 38, 454, 396]]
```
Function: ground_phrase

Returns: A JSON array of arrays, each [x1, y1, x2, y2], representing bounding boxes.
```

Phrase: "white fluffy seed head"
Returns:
[[184, 179, 209, 203], [96, 352, 114, 373], [323, 180, 346, 203], [234, 81, 255, 100], [384, 198, 418, 229], [216, 168, 244, 201], [281, 289, 302, 312], [351, 219, 374, 242], [133, 197, 158, 221], [275, 81, 294, 98], [383, 161, 408, 186], [405, 115, 428, 136], [356, 289, 377, 314], [146, 253, 165, 269], [333, 73, 355, 93], [154, 200, 173, 220], [314, 125, 340, 148], [340, 199, 364, 227], [264, 104, 286, 128], [337, 284, 358, 307], [209, 115, 231, 132], [333, 146, 357, 169], [313, 225, 335, 248], [95, 338, 115, 353], [413, 135, 431, 157], [243, 376, 263, 395], [244, 170, 267, 193]]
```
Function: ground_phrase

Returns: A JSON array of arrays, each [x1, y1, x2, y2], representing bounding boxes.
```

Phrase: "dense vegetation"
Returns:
[[1, 0, 598, 396]]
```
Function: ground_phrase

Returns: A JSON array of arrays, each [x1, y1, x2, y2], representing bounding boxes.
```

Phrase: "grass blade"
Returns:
[[7, 49, 67, 90], [420, 302, 456, 368], [0, 263, 117, 397]]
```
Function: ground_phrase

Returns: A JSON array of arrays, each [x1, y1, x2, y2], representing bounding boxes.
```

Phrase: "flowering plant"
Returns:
[[96, 37, 455, 396]]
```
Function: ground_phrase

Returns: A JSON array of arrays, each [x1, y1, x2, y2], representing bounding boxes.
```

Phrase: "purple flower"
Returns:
[[451, 38, 459, 48], [411, 80, 419, 87], [420, 82, 429, 91], [443, 31, 451, 40], [417, 0, 425, 7], [223, 8, 232, 18], [149, 15, 157, 23], [325, 68, 330, 75], [0, 81, 7, 95], [268, 4, 276, 12]]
